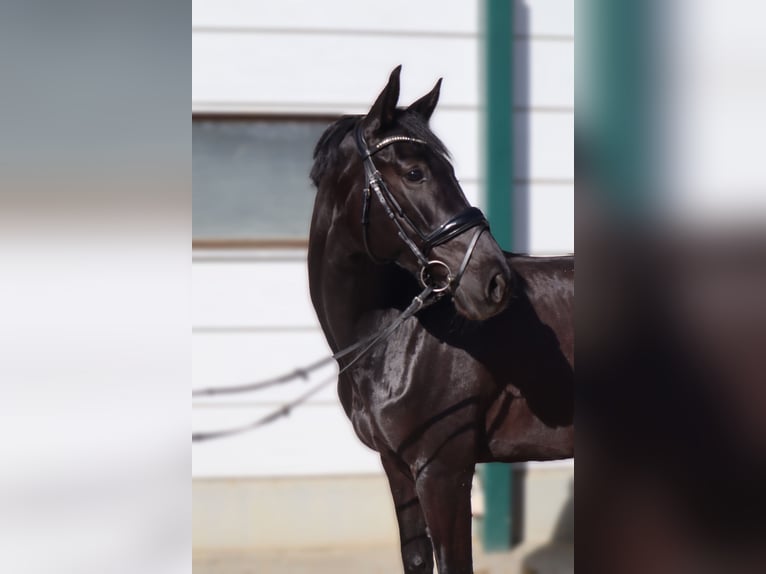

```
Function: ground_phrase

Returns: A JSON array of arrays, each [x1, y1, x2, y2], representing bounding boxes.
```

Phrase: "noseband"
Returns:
[[355, 124, 488, 293]]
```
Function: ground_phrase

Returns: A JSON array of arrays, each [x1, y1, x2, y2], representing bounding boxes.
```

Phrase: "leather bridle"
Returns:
[[355, 123, 488, 294]]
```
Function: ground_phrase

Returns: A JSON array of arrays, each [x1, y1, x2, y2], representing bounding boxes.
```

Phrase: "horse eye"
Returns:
[[405, 168, 425, 182]]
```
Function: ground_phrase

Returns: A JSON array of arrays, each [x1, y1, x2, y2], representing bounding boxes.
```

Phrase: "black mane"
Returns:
[[310, 115, 358, 187], [310, 111, 451, 188]]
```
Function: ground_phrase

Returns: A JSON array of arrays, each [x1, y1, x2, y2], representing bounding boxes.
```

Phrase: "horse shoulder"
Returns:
[[507, 254, 574, 363]]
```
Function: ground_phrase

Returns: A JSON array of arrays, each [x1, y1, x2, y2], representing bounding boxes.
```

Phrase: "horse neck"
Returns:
[[309, 226, 415, 349]]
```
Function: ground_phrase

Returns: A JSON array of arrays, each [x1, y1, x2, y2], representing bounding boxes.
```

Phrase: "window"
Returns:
[[193, 116, 334, 247]]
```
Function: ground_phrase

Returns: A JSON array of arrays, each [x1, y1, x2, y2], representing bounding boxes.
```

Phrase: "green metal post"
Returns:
[[485, 0, 513, 247], [586, 0, 652, 212], [481, 0, 514, 552]]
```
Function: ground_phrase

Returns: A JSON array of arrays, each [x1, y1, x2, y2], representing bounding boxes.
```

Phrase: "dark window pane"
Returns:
[[193, 118, 331, 242]]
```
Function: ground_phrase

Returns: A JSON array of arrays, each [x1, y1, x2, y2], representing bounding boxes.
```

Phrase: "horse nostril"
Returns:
[[487, 273, 507, 304]]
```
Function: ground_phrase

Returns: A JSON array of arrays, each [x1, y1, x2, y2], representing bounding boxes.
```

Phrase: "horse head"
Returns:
[[311, 66, 511, 321]]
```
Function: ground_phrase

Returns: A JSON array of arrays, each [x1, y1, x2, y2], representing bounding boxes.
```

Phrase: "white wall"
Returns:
[[192, 251, 381, 477], [513, 1, 574, 253], [192, 1, 574, 478]]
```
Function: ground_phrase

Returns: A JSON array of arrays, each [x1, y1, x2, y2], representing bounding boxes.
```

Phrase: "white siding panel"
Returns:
[[431, 110, 480, 182], [515, 1, 575, 38], [436, 113, 573, 186], [193, 260, 315, 328], [525, 184, 574, 254], [514, 39, 574, 109], [515, 112, 574, 181], [192, 1, 574, 40], [193, 404, 383, 477], [193, 0, 480, 34], [460, 182, 483, 212], [192, 32, 479, 111], [193, 331, 335, 403], [437, 111, 575, 194]]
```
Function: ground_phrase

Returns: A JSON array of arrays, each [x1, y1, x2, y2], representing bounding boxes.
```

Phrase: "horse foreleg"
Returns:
[[415, 462, 475, 574], [381, 452, 435, 574]]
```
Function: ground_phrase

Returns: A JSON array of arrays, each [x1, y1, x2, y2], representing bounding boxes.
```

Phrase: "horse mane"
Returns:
[[310, 115, 358, 187], [310, 111, 451, 188]]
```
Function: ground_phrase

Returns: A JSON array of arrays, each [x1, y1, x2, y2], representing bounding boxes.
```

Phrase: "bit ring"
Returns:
[[420, 260, 453, 293]]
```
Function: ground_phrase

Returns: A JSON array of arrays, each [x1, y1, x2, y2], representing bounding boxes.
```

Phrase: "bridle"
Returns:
[[355, 123, 488, 294]]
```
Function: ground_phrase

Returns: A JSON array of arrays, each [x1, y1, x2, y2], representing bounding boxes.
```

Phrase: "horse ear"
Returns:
[[364, 65, 402, 134], [407, 78, 442, 122]]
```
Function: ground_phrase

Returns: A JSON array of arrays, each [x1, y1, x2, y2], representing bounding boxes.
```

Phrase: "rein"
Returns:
[[192, 285, 435, 442]]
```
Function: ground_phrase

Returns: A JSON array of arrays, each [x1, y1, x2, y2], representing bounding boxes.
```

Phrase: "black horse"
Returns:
[[308, 67, 573, 574]]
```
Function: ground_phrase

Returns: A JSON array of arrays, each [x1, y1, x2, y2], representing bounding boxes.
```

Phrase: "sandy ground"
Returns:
[[193, 541, 573, 574]]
